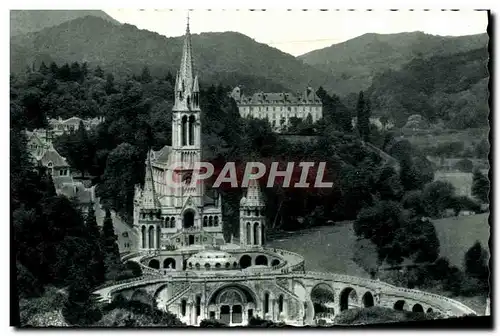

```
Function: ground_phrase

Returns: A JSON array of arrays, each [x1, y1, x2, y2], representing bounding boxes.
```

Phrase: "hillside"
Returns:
[[299, 32, 488, 95], [10, 16, 330, 93], [10, 10, 120, 36], [366, 47, 489, 129]]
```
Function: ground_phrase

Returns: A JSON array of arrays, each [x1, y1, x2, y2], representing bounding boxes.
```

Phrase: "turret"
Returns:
[[239, 178, 266, 246]]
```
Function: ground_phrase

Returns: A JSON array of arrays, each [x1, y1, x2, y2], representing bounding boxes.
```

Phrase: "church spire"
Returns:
[[245, 177, 265, 207], [142, 150, 160, 210], [179, 16, 194, 94]]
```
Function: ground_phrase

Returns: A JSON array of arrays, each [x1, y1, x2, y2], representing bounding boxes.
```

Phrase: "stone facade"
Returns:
[[231, 87, 323, 132]]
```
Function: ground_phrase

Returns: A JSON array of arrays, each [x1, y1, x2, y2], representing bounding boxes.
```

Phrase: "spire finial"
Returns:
[[187, 10, 190, 32]]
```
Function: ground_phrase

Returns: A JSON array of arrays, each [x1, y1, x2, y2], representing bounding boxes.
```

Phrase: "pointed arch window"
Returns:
[[188, 115, 195, 145], [181, 116, 188, 146]]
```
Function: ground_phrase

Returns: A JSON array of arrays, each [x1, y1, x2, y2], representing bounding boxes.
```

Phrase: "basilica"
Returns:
[[95, 19, 478, 327]]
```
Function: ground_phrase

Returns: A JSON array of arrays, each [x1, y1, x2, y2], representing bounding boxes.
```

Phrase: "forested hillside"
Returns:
[[366, 47, 489, 128], [10, 10, 120, 36], [10, 16, 328, 92], [299, 32, 488, 95]]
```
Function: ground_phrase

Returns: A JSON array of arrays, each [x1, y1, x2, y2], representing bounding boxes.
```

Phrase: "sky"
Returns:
[[104, 9, 489, 56]]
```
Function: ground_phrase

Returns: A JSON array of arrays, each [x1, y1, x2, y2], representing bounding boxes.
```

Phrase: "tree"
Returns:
[[63, 283, 102, 326], [140, 66, 152, 83], [96, 143, 144, 220], [454, 158, 474, 173], [421, 181, 455, 218], [464, 241, 489, 281], [472, 169, 489, 203], [356, 91, 370, 142], [94, 66, 104, 78], [101, 208, 120, 260]]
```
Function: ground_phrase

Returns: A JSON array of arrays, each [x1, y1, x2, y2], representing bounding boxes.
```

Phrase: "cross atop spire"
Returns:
[[174, 13, 199, 110]]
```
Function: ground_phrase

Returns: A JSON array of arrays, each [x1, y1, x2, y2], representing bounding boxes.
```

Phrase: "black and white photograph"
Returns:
[[9, 8, 491, 328]]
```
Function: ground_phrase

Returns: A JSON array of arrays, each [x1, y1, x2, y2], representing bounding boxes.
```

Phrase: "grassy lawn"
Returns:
[[432, 213, 490, 269]]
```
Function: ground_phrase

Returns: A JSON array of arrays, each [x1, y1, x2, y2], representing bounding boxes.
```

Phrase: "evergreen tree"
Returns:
[[70, 62, 82, 82], [85, 203, 100, 240], [58, 63, 71, 81], [165, 71, 174, 85], [49, 62, 59, 76], [105, 73, 116, 94], [356, 91, 371, 142], [472, 169, 490, 204], [85, 203, 106, 285], [38, 62, 49, 75], [140, 66, 152, 83], [101, 208, 121, 266], [94, 66, 104, 78], [63, 283, 102, 326], [464, 241, 489, 291]]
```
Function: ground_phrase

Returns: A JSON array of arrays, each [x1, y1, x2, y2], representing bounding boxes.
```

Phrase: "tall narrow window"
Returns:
[[189, 115, 195, 145], [181, 116, 187, 146]]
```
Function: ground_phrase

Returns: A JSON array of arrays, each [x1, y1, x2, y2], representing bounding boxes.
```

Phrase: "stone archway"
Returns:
[[207, 284, 257, 326], [339, 287, 358, 311], [255, 255, 268, 266], [271, 259, 280, 267], [240, 255, 252, 269], [310, 283, 335, 321], [131, 289, 151, 304], [362, 291, 374, 307], [394, 300, 408, 311], [183, 210, 195, 229], [412, 303, 424, 313], [163, 258, 176, 269]]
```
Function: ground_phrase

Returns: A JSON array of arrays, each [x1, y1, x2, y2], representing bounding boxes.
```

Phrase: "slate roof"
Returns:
[[235, 87, 321, 105], [38, 146, 69, 167], [152, 145, 172, 164]]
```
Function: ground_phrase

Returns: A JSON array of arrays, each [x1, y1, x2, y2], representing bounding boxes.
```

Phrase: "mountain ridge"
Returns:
[[10, 15, 332, 93]]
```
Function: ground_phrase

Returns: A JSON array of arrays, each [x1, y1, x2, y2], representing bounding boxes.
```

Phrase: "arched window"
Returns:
[[181, 115, 188, 146], [148, 226, 154, 249], [246, 222, 252, 245], [209, 216, 213, 227], [214, 216, 219, 227], [170, 217, 176, 228], [141, 226, 146, 248], [264, 293, 270, 314], [188, 115, 195, 145], [181, 299, 187, 316], [205, 263, 211, 270], [278, 295, 284, 313], [253, 222, 260, 245]]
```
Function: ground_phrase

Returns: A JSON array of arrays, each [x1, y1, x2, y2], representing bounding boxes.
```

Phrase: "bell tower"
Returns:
[[171, 17, 203, 210], [239, 178, 266, 246]]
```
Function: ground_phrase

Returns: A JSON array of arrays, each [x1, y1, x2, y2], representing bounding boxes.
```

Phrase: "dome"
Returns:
[[186, 249, 240, 270]]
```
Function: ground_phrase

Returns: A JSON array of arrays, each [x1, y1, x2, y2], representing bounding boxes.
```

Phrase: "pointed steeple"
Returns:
[[179, 17, 194, 96], [193, 75, 199, 93], [142, 150, 160, 210]]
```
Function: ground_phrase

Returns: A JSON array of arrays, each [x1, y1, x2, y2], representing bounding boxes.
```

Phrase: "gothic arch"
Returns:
[[156, 226, 161, 249], [253, 222, 260, 245], [188, 115, 195, 145], [203, 216, 207, 227], [148, 226, 154, 249], [141, 226, 146, 248], [181, 115, 188, 146], [207, 283, 257, 307], [246, 222, 251, 245], [183, 210, 195, 229], [214, 216, 219, 226]]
